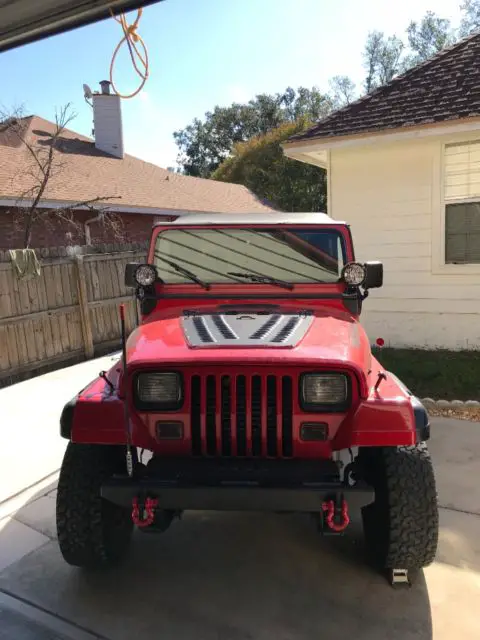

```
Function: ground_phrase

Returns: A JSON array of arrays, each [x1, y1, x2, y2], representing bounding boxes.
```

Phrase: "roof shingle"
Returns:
[[287, 30, 480, 144], [0, 116, 273, 213]]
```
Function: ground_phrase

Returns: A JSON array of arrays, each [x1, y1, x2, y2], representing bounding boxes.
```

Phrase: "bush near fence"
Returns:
[[0, 243, 148, 388]]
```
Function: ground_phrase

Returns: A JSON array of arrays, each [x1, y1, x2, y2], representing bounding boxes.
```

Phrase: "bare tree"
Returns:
[[363, 31, 405, 93], [363, 31, 384, 94], [0, 103, 124, 248], [329, 76, 357, 108]]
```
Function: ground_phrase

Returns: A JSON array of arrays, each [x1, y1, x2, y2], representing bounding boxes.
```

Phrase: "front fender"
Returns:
[[59, 375, 155, 448], [332, 370, 430, 450]]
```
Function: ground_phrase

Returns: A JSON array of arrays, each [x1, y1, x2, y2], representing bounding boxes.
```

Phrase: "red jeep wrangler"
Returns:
[[56, 212, 438, 586]]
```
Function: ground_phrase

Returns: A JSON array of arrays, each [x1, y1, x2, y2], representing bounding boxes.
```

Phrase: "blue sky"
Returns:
[[0, 0, 464, 168]]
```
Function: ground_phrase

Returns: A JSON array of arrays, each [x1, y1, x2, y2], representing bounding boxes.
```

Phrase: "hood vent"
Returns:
[[192, 316, 214, 343], [212, 314, 237, 339], [250, 314, 281, 340], [182, 312, 313, 348], [270, 316, 301, 343]]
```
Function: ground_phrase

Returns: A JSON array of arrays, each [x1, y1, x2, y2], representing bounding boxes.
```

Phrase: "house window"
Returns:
[[444, 140, 480, 264]]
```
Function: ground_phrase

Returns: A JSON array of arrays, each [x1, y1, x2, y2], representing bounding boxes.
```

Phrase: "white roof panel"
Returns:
[[155, 212, 348, 227]]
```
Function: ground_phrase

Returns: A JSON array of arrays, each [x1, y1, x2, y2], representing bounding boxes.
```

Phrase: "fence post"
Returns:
[[74, 255, 94, 358]]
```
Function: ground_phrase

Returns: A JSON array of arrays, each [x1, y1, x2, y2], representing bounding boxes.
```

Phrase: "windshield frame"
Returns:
[[149, 223, 353, 290]]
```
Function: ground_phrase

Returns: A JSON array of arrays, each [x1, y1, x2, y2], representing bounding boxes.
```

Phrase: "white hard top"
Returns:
[[154, 212, 348, 227]]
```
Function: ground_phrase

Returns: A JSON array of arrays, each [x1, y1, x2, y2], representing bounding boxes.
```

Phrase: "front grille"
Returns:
[[190, 374, 294, 458]]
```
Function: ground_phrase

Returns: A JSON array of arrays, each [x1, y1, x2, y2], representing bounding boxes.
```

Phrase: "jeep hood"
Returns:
[[126, 308, 372, 376]]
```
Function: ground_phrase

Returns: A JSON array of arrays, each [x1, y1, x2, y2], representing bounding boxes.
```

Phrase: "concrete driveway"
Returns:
[[0, 417, 478, 639], [0, 358, 479, 639], [0, 352, 121, 505]]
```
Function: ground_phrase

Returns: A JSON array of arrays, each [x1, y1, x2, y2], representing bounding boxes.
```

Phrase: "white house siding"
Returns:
[[329, 134, 480, 350]]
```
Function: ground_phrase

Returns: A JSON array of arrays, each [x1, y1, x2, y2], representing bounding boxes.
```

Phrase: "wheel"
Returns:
[[56, 442, 134, 568], [359, 443, 439, 574]]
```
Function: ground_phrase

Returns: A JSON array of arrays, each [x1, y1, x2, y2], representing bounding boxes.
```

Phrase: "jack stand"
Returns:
[[389, 568, 410, 588]]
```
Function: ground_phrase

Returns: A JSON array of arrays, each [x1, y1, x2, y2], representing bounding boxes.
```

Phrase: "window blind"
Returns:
[[444, 140, 480, 201], [445, 202, 480, 263]]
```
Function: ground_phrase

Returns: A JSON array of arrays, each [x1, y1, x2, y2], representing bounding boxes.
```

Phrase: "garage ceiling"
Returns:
[[0, 0, 164, 53]]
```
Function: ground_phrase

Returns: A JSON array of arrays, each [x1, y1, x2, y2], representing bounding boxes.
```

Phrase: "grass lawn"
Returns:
[[372, 347, 480, 401]]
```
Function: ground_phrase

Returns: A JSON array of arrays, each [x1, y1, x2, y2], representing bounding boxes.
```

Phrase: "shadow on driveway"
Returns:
[[3, 415, 480, 640], [1, 486, 434, 640]]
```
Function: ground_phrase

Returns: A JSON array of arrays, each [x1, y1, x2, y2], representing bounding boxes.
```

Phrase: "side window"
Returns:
[[288, 230, 345, 277], [295, 231, 338, 258], [444, 140, 480, 264]]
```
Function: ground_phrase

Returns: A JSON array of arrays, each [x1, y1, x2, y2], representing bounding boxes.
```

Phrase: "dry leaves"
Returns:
[[427, 406, 480, 422]]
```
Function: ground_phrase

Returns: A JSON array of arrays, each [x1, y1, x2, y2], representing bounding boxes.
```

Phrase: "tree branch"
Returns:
[[2, 102, 126, 247]]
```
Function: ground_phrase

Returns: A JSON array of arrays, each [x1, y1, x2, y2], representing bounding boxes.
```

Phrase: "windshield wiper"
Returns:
[[155, 254, 210, 290], [227, 272, 294, 290]]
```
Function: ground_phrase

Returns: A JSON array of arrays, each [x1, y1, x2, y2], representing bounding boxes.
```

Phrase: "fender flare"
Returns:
[[388, 373, 430, 443], [60, 396, 77, 440], [410, 395, 430, 443]]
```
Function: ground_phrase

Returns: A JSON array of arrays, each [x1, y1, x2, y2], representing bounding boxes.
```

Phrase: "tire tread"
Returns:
[[56, 443, 133, 568], [362, 443, 439, 571]]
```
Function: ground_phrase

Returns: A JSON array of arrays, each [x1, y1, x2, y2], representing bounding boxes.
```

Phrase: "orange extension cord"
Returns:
[[109, 8, 149, 99]]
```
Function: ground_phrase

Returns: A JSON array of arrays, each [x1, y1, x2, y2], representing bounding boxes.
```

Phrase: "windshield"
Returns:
[[153, 227, 346, 285]]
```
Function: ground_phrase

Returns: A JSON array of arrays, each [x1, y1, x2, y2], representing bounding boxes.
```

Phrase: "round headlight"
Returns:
[[135, 264, 157, 287], [342, 262, 366, 286]]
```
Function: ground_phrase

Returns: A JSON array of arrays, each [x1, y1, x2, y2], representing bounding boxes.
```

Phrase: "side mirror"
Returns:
[[125, 262, 140, 288], [364, 261, 383, 289]]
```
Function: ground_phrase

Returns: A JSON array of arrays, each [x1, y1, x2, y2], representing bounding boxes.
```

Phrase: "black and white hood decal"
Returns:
[[181, 311, 314, 348]]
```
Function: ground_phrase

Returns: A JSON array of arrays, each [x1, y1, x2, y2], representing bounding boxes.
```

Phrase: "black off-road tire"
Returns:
[[56, 443, 134, 568], [359, 443, 439, 574]]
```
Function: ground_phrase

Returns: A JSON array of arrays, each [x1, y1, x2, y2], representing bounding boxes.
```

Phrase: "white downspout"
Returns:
[[84, 213, 103, 245], [326, 149, 332, 217]]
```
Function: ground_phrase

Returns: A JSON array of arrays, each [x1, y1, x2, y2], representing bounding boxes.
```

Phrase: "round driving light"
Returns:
[[135, 264, 157, 287], [342, 262, 366, 286]]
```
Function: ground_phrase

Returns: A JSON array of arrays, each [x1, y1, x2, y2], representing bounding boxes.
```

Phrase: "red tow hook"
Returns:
[[322, 499, 350, 533], [132, 496, 158, 527]]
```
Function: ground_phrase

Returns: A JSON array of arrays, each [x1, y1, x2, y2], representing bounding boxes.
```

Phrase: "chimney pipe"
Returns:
[[99, 80, 111, 95]]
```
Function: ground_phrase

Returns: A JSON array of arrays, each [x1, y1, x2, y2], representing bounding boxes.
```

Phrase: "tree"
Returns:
[[329, 76, 356, 108], [363, 31, 405, 93], [459, 0, 480, 36], [359, 6, 469, 92], [0, 104, 122, 248], [405, 11, 454, 66], [173, 86, 333, 177], [212, 119, 327, 213]]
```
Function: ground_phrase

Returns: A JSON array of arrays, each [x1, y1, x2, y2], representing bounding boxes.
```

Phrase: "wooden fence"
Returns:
[[0, 243, 148, 387]]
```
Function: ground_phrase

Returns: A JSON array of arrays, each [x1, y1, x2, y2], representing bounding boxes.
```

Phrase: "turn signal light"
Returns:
[[155, 421, 184, 440], [300, 422, 329, 442]]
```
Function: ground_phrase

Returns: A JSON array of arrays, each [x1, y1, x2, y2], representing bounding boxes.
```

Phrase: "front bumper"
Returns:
[[100, 458, 375, 513], [102, 481, 374, 512]]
